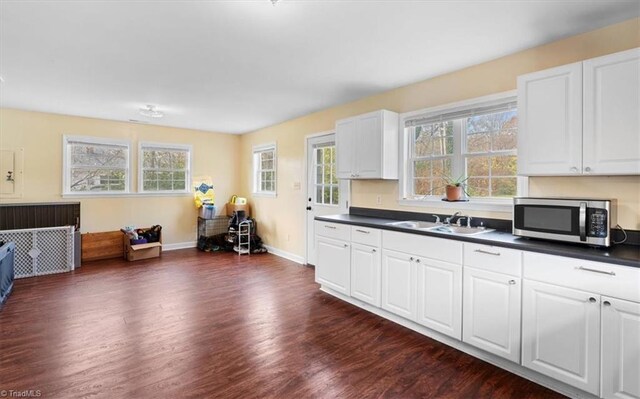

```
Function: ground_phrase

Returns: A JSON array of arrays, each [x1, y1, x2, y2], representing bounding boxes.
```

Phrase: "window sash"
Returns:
[[63, 135, 131, 194], [253, 145, 277, 195], [139, 144, 191, 193]]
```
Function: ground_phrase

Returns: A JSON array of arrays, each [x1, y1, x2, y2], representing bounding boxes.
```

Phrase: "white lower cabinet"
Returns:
[[316, 236, 351, 296], [602, 296, 640, 399], [350, 242, 381, 307], [463, 267, 521, 363], [381, 249, 416, 321], [522, 279, 601, 396], [416, 258, 462, 339]]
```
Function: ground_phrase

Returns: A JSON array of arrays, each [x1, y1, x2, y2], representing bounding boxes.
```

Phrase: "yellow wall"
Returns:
[[0, 109, 240, 245], [239, 18, 640, 258]]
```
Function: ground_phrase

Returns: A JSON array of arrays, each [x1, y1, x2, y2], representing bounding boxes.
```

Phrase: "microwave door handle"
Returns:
[[579, 202, 587, 241]]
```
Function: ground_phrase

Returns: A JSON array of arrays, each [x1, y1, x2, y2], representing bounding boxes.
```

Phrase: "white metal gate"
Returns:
[[0, 226, 75, 279]]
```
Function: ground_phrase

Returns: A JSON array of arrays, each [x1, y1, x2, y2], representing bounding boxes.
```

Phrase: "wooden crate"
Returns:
[[81, 231, 123, 262]]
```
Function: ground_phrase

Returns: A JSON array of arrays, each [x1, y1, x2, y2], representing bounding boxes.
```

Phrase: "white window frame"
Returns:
[[138, 142, 192, 194], [252, 142, 277, 198], [62, 135, 131, 196], [399, 91, 528, 213]]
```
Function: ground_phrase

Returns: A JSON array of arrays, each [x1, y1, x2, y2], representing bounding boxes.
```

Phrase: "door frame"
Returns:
[[303, 130, 350, 265]]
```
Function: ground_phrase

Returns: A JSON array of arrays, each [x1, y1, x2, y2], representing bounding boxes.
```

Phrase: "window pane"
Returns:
[[467, 156, 490, 177], [143, 171, 157, 181], [70, 168, 126, 192], [414, 122, 454, 157], [171, 151, 187, 169], [491, 155, 517, 176], [414, 160, 431, 178], [316, 166, 323, 184], [316, 186, 323, 204], [173, 171, 186, 181], [173, 180, 186, 190], [491, 177, 517, 197], [466, 132, 491, 153], [330, 165, 338, 184], [143, 151, 155, 168], [467, 177, 490, 197], [432, 158, 452, 179], [492, 128, 517, 151], [156, 151, 172, 169], [323, 186, 330, 204], [143, 180, 157, 191], [315, 148, 322, 164], [331, 186, 339, 205], [71, 144, 127, 168]]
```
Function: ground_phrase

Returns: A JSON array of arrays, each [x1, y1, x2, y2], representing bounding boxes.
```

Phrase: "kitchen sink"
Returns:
[[385, 220, 439, 229], [427, 225, 495, 236]]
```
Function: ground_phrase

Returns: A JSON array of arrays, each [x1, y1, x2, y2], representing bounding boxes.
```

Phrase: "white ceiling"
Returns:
[[1, 1, 638, 134]]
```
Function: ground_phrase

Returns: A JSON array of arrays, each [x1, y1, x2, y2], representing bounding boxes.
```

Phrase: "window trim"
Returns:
[[138, 141, 192, 194], [62, 135, 132, 196], [252, 142, 277, 198], [398, 90, 527, 213]]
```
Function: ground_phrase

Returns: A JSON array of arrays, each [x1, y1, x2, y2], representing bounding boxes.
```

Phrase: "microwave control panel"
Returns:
[[587, 208, 608, 237]]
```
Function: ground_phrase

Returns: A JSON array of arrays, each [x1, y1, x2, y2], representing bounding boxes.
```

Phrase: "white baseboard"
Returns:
[[263, 245, 305, 265], [162, 241, 197, 251]]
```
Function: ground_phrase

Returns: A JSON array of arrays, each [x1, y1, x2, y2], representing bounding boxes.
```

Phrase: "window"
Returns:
[[253, 143, 277, 196], [63, 136, 130, 194], [139, 143, 191, 193], [313, 143, 339, 205], [403, 93, 519, 205]]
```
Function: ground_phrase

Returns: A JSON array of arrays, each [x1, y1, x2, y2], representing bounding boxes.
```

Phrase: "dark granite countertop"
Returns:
[[315, 213, 640, 268]]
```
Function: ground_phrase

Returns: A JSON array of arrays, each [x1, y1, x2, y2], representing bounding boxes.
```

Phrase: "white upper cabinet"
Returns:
[[518, 62, 583, 175], [583, 48, 640, 175], [518, 48, 640, 176], [336, 110, 399, 179]]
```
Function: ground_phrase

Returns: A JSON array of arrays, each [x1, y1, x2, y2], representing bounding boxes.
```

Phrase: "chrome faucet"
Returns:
[[457, 216, 472, 228], [432, 214, 441, 224], [444, 211, 461, 225]]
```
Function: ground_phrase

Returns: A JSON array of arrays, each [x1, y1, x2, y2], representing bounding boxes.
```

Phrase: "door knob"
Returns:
[[306, 206, 312, 211]]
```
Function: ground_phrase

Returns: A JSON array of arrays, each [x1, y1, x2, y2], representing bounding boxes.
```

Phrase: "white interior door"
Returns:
[[306, 133, 349, 266]]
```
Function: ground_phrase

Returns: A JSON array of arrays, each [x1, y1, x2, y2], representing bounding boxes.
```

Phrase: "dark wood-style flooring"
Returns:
[[0, 250, 564, 398]]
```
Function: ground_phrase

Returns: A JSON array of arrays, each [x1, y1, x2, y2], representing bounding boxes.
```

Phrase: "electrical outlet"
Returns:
[[376, 195, 382, 205], [293, 182, 301, 190]]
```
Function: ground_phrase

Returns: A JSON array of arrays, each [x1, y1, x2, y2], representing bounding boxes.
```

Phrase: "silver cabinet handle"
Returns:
[[416, 259, 421, 263], [579, 202, 587, 241], [409, 257, 414, 261], [343, 244, 348, 248], [584, 166, 592, 172], [324, 225, 336, 229], [372, 249, 377, 253], [603, 300, 611, 306], [474, 249, 501, 256], [588, 297, 597, 303], [508, 280, 516, 285], [576, 266, 616, 276], [355, 229, 370, 234]]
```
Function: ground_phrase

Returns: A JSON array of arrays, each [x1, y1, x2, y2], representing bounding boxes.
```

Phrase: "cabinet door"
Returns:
[[463, 267, 520, 362], [350, 243, 381, 307], [354, 112, 382, 178], [602, 296, 640, 399], [517, 62, 583, 175], [336, 118, 356, 179], [381, 249, 416, 320], [522, 280, 600, 395], [583, 48, 640, 175], [316, 236, 350, 295], [416, 258, 462, 339]]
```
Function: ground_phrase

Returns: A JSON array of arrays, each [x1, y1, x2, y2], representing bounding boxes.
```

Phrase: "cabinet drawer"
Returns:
[[383, 230, 462, 264], [523, 252, 640, 302], [315, 221, 350, 241], [464, 243, 522, 277], [351, 226, 381, 247]]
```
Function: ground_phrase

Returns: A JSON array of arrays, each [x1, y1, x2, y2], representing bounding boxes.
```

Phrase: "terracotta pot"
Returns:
[[445, 185, 463, 201]]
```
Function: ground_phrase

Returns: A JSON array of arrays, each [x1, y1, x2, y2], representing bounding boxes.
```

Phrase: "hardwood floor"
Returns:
[[0, 250, 564, 398]]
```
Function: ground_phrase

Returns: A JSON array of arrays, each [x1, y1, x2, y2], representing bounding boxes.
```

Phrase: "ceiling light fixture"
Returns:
[[139, 104, 164, 118], [270, 0, 280, 6], [0, 76, 4, 83]]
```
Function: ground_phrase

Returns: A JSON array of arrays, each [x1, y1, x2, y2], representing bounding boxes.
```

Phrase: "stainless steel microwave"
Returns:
[[513, 198, 617, 247]]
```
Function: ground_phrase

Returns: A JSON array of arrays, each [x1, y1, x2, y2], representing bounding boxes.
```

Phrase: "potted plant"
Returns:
[[443, 174, 469, 201]]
